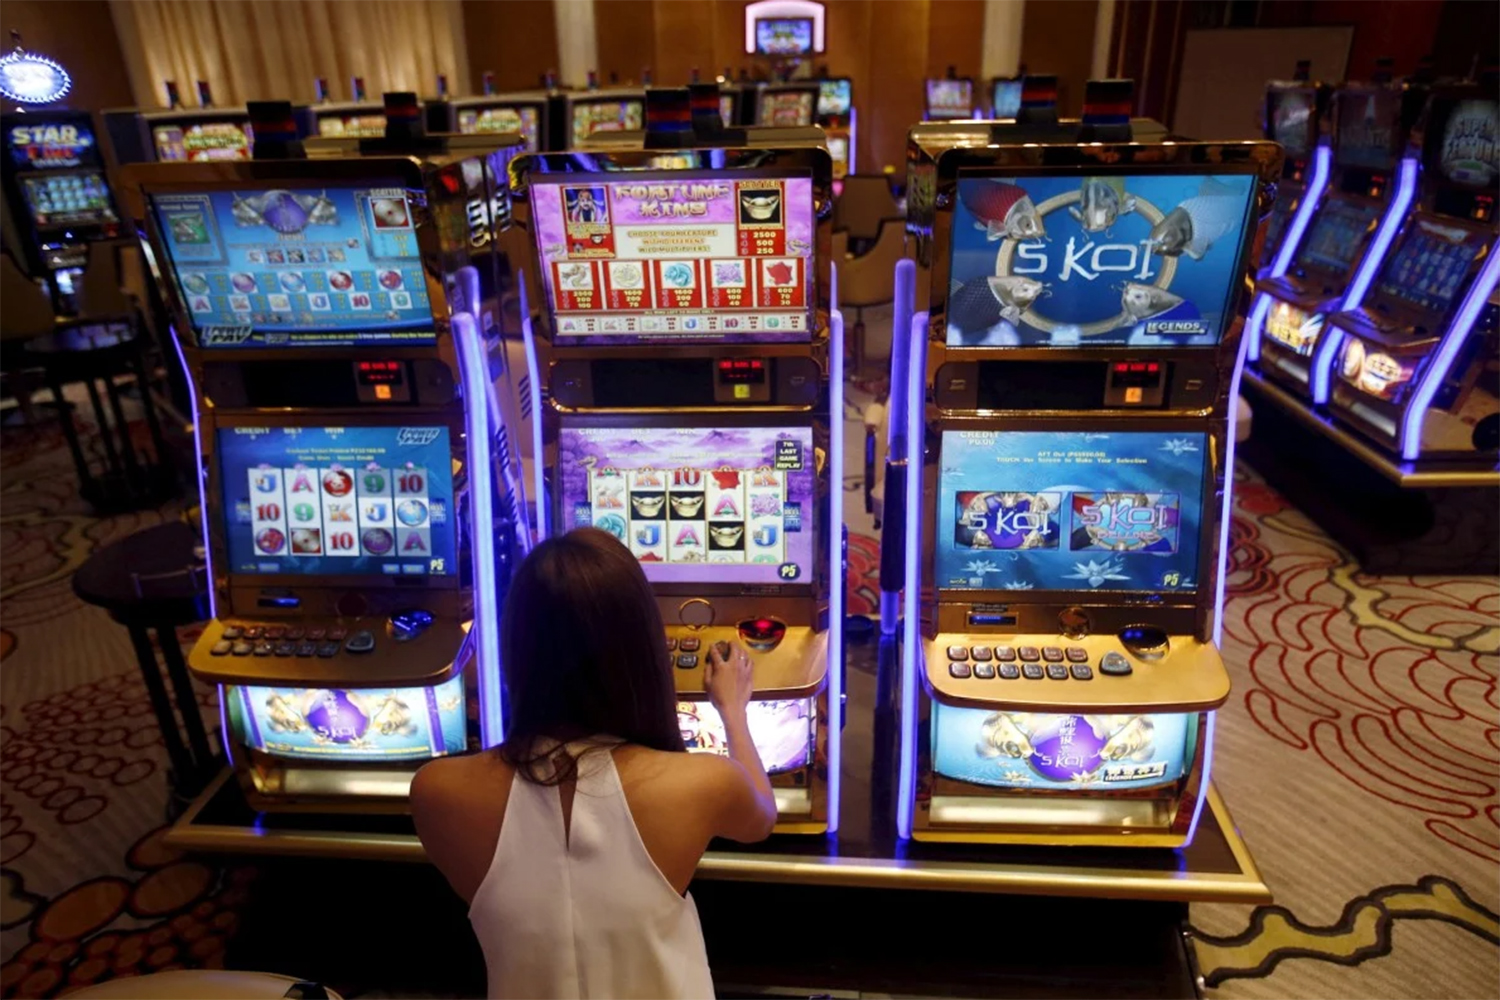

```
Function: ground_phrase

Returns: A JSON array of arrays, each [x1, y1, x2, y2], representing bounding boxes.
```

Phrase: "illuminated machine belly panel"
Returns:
[[230, 676, 467, 763]]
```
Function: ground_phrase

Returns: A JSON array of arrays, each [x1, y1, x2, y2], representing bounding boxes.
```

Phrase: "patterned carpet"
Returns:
[[1, 402, 1497, 998]]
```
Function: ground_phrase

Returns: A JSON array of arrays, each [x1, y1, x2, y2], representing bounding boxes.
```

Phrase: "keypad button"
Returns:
[[679, 638, 701, 652], [1065, 647, 1089, 663], [220, 626, 242, 640], [973, 662, 996, 679], [1018, 646, 1040, 661], [1046, 664, 1069, 680], [264, 626, 286, 640], [242, 627, 263, 640], [231, 642, 253, 657], [995, 646, 1017, 662], [210, 640, 232, 656], [969, 646, 993, 661], [948, 662, 972, 679], [998, 663, 1021, 680], [274, 642, 296, 657], [295, 642, 317, 658], [285, 627, 305, 640], [665, 638, 677, 650], [316, 642, 340, 658], [1070, 664, 1094, 680], [946, 645, 968, 660], [253, 642, 274, 657], [327, 628, 348, 642], [1021, 663, 1044, 680], [1042, 647, 1063, 662], [676, 653, 699, 669], [1100, 651, 1133, 676], [306, 628, 327, 641], [344, 631, 376, 654]]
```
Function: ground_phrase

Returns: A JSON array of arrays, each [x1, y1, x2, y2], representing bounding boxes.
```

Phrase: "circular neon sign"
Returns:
[[0, 48, 71, 105]]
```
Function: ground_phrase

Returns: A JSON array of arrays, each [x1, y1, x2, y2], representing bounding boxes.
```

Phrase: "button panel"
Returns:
[[209, 622, 404, 661]]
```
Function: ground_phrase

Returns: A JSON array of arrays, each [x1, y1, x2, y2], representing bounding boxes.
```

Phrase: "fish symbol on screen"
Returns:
[[959, 180, 1047, 242], [1146, 178, 1241, 260], [1069, 178, 1137, 234], [1119, 282, 1185, 322]]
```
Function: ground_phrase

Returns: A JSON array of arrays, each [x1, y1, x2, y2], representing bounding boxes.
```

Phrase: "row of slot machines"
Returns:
[[923, 75, 1026, 122], [103, 74, 1266, 853], [1246, 65, 1499, 465]]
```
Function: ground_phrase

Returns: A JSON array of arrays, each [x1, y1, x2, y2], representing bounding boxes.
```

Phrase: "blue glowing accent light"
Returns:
[[896, 310, 928, 840], [0, 47, 71, 105], [827, 284, 844, 835], [1312, 157, 1420, 403], [1182, 711, 1215, 846], [1269, 144, 1331, 278], [520, 286, 547, 540], [1243, 293, 1272, 363], [1400, 240, 1500, 461]]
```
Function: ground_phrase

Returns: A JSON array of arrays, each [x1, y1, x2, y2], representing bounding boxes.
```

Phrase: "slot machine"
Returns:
[[553, 82, 647, 151], [1253, 67, 1331, 277], [509, 97, 846, 833], [118, 113, 530, 811], [814, 77, 855, 179], [0, 108, 122, 289], [924, 73, 976, 121], [756, 81, 820, 129], [892, 111, 1281, 845], [989, 78, 1023, 120], [1324, 81, 1500, 462], [104, 81, 254, 166], [305, 77, 390, 140], [1246, 68, 1427, 400], [445, 91, 550, 153]]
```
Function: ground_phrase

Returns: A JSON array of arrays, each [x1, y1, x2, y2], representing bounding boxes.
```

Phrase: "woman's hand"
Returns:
[[705, 640, 754, 719]]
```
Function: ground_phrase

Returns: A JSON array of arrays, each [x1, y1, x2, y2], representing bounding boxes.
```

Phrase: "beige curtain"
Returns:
[[110, 0, 470, 108]]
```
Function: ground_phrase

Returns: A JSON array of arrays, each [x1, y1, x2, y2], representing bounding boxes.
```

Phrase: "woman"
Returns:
[[412, 528, 778, 999]]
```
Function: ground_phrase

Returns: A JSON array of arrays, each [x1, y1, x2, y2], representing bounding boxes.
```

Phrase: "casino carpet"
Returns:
[[1, 396, 1497, 998]]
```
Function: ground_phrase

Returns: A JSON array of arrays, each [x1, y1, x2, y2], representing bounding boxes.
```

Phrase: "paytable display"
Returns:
[[232, 675, 467, 762]]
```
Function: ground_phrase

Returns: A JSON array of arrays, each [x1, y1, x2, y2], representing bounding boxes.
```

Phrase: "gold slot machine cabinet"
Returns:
[[120, 121, 529, 812], [508, 96, 846, 833], [895, 117, 1281, 845]]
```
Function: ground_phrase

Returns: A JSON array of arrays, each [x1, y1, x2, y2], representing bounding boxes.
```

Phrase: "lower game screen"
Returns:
[[932, 705, 1195, 790], [22, 172, 117, 229], [1374, 218, 1487, 318], [947, 173, 1257, 347], [458, 105, 540, 151], [232, 676, 466, 762], [936, 430, 1206, 593], [1296, 198, 1380, 274], [558, 425, 816, 586], [218, 425, 457, 578], [679, 699, 813, 774]]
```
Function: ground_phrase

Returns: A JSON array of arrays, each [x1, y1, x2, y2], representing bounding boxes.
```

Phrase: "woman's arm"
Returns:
[[704, 641, 778, 841]]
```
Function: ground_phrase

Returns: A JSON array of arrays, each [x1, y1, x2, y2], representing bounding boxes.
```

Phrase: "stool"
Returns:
[[21, 319, 176, 513], [72, 521, 216, 804], [66, 971, 341, 999]]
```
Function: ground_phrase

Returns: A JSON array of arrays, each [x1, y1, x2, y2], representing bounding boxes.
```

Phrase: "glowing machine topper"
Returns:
[[0, 43, 71, 105]]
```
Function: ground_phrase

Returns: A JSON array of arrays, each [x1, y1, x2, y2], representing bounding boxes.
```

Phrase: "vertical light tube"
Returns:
[[896, 313, 927, 840], [881, 264, 916, 629], [1182, 712, 1215, 845], [847, 107, 858, 175], [1243, 293, 1272, 363], [520, 299, 548, 539], [826, 268, 844, 834]]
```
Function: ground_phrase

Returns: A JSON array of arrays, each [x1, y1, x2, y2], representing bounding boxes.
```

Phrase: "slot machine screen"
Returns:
[[231, 676, 467, 762], [21, 173, 117, 229], [719, 94, 736, 128], [754, 17, 814, 56], [6, 116, 102, 169], [153, 120, 252, 162], [991, 79, 1022, 119], [816, 80, 852, 117], [529, 171, 815, 344], [316, 113, 386, 138], [148, 182, 435, 349], [1334, 88, 1403, 171], [1295, 197, 1380, 275], [459, 104, 541, 152], [679, 698, 814, 774], [558, 425, 816, 587], [1372, 218, 1488, 317], [1268, 88, 1316, 159], [1427, 97, 1498, 189], [931, 705, 1196, 790], [1264, 299, 1323, 356], [217, 425, 458, 579], [926, 79, 973, 119], [946, 172, 1258, 347], [570, 98, 644, 147], [935, 429, 1207, 595], [1259, 187, 1299, 268], [758, 90, 815, 127]]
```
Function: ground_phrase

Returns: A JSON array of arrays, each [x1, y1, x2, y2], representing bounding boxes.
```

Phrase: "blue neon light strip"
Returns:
[[881, 263, 916, 630], [1269, 145, 1331, 278], [896, 311, 928, 840], [1243, 293, 1272, 364], [847, 107, 858, 175], [453, 311, 504, 747], [520, 299, 548, 539], [1311, 156, 1420, 403], [1183, 711, 1215, 845], [826, 283, 844, 835], [1400, 240, 1500, 461]]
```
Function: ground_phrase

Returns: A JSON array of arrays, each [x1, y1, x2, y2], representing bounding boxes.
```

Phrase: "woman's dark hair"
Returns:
[[498, 527, 685, 784]]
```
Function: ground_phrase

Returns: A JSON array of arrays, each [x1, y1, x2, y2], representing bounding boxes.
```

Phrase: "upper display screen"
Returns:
[[719, 94, 736, 127], [218, 425, 457, 579], [1268, 88, 1315, 158], [755, 17, 813, 55], [817, 80, 851, 117], [571, 99, 644, 147], [530, 173, 815, 344], [22, 172, 117, 231], [558, 425, 816, 587], [149, 184, 434, 349], [759, 90, 814, 127], [316, 113, 385, 138], [153, 120, 252, 162], [6, 118, 103, 170], [936, 430, 1206, 595], [926, 79, 973, 119], [1373, 217, 1487, 317], [1335, 89, 1402, 171], [458, 104, 541, 152], [1431, 98, 1498, 189], [991, 80, 1022, 119], [1296, 197, 1380, 275], [947, 173, 1257, 347]]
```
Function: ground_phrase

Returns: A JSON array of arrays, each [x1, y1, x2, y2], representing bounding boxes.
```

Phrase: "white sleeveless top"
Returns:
[[468, 745, 716, 999]]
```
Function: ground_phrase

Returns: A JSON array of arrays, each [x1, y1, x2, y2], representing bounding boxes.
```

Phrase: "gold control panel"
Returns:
[[669, 625, 827, 699], [924, 633, 1230, 713], [189, 617, 465, 687]]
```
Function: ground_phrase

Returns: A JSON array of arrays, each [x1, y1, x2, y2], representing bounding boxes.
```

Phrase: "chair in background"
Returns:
[[833, 174, 900, 254], [838, 216, 907, 380], [1, 251, 57, 424]]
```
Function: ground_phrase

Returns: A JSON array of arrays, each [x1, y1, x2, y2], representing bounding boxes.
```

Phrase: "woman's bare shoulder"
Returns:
[[613, 745, 750, 793], [411, 752, 511, 824]]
